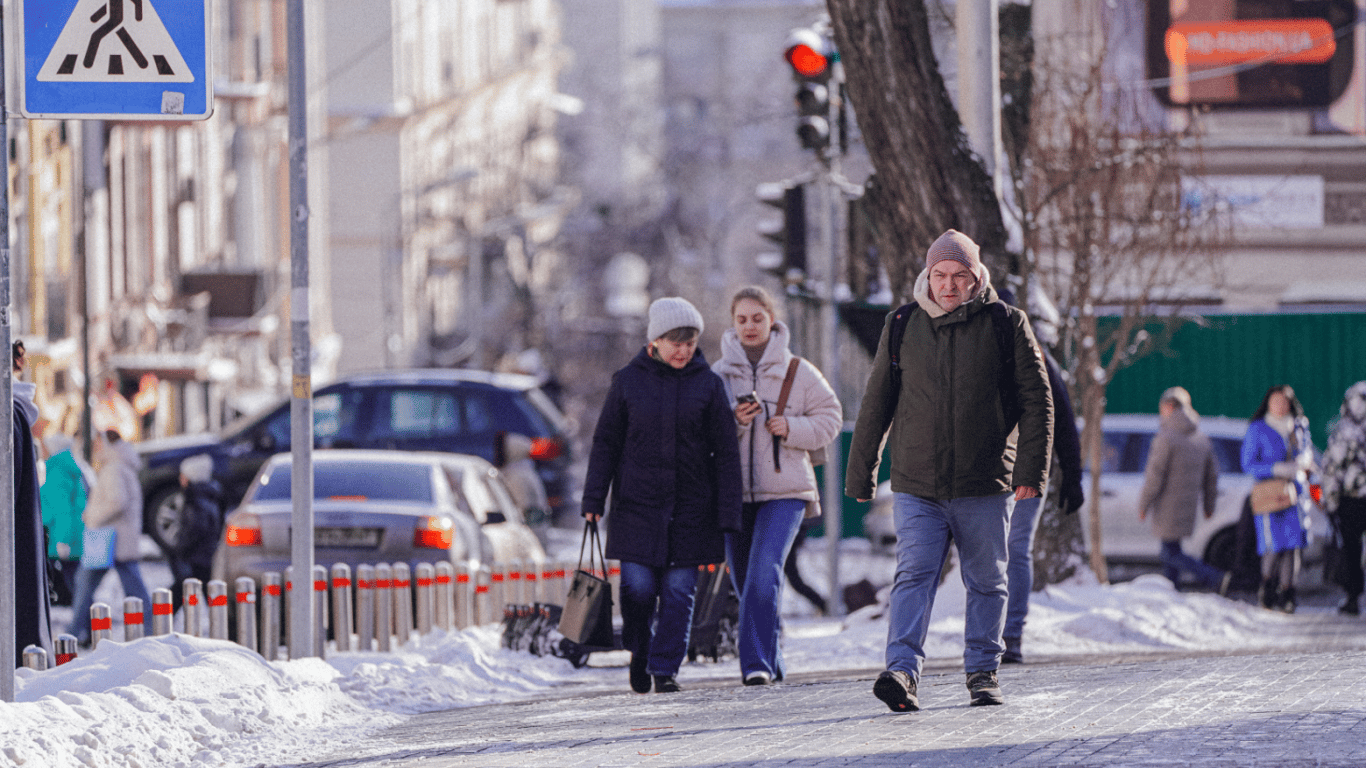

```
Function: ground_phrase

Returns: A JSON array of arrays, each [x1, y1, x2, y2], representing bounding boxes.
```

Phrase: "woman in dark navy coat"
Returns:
[[582, 297, 742, 695]]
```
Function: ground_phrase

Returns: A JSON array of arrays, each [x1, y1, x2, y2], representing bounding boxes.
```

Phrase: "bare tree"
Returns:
[[825, 0, 1008, 294], [1014, 22, 1228, 584]]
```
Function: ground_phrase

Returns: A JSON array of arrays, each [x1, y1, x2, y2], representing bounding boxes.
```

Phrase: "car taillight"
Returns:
[[414, 515, 454, 549], [225, 512, 262, 547], [529, 436, 562, 461], [1310, 483, 1323, 505]]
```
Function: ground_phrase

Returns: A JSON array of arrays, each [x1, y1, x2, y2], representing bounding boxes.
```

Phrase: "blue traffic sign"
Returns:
[[18, 0, 212, 120]]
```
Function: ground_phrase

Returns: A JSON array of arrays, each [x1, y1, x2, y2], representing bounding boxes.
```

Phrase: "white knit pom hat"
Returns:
[[646, 297, 704, 341]]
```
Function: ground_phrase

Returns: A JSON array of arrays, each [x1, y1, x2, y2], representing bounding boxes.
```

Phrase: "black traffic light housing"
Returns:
[[756, 181, 808, 284], [784, 26, 835, 152]]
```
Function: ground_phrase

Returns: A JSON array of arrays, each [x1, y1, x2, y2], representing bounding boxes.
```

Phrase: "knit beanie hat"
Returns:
[[180, 454, 214, 484], [647, 297, 704, 341], [926, 229, 984, 280]]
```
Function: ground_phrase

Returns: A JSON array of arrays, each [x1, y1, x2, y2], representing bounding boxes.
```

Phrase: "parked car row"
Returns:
[[136, 369, 573, 554], [212, 450, 547, 589], [862, 413, 1329, 574]]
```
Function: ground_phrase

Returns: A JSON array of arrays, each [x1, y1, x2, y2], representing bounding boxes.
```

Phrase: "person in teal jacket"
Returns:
[[1240, 385, 1316, 612], [41, 433, 90, 606]]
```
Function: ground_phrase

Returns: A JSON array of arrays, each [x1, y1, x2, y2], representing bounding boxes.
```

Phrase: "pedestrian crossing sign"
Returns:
[[18, 0, 212, 120]]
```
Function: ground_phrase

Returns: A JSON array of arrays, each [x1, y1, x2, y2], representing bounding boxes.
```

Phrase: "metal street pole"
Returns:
[[821, 61, 845, 618], [287, 0, 316, 660], [0, 5, 15, 703]]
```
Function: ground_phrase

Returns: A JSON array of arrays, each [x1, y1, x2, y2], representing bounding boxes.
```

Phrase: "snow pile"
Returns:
[[4, 560, 1358, 767]]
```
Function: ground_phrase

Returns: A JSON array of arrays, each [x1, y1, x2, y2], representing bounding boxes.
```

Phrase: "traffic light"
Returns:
[[784, 26, 835, 151], [756, 181, 808, 284]]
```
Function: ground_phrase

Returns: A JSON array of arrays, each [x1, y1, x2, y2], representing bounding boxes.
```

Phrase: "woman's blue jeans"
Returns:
[[887, 492, 1011, 681], [618, 561, 700, 677], [68, 560, 153, 642], [725, 499, 805, 680]]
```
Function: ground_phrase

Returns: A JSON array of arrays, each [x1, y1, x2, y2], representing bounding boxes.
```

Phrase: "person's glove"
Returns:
[[1060, 483, 1085, 515]]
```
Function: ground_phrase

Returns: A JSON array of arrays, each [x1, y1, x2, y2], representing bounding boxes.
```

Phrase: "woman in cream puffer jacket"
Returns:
[[713, 286, 842, 685]]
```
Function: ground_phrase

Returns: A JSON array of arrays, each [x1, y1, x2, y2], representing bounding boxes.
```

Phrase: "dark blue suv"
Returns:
[[136, 369, 573, 552]]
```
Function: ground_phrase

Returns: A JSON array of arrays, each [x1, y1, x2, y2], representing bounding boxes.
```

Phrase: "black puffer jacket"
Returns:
[[845, 283, 1053, 501], [582, 347, 743, 568]]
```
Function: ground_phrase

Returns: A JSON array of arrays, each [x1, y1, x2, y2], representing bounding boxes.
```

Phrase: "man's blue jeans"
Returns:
[[725, 499, 805, 680], [1160, 539, 1223, 589], [1004, 495, 1043, 639], [68, 560, 153, 642], [618, 561, 700, 677], [887, 492, 1011, 680]]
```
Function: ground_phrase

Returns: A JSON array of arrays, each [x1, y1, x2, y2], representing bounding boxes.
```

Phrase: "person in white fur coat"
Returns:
[[713, 286, 842, 686]]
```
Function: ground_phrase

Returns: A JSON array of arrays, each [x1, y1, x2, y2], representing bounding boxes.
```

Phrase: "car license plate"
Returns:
[[314, 527, 382, 548]]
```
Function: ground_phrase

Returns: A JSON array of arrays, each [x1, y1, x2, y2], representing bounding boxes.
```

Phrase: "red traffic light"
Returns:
[[787, 44, 828, 79], [784, 28, 831, 80]]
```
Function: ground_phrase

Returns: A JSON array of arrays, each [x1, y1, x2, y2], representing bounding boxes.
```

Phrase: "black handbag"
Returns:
[[558, 520, 615, 648]]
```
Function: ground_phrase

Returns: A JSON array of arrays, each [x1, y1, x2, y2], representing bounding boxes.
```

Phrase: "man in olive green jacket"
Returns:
[[846, 230, 1053, 712]]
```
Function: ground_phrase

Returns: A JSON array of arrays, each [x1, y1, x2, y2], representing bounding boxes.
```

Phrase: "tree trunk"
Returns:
[[825, 0, 1008, 298]]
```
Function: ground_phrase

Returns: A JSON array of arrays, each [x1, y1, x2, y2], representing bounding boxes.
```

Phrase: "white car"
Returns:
[[862, 413, 1327, 574], [1081, 414, 1327, 572]]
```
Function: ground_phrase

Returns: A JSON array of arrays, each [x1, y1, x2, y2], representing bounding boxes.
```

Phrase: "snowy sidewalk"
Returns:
[[291, 646, 1366, 768]]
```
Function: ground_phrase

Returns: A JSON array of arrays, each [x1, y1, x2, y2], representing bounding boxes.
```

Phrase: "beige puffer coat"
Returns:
[[713, 322, 843, 504], [1138, 408, 1219, 541], [84, 438, 145, 562]]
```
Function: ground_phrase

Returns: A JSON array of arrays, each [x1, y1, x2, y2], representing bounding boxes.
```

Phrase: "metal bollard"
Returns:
[[22, 645, 48, 671], [123, 597, 146, 641], [608, 561, 622, 621], [414, 563, 435, 636], [235, 577, 258, 652], [454, 562, 474, 629], [374, 563, 393, 652], [434, 561, 454, 631], [91, 602, 113, 647], [510, 559, 526, 605], [207, 580, 230, 640], [392, 562, 413, 646], [312, 565, 329, 659], [151, 588, 174, 636], [475, 565, 492, 626], [55, 634, 78, 666], [261, 572, 283, 661], [355, 564, 376, 652], [183, 578, 205, 637], [331, 563, 354, 652], [284, 566, 294, 652], [489, 561, 507, 619]]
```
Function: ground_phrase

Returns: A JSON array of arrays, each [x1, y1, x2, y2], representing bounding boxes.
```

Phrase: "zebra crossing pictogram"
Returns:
[[38, 0, 193, 83]]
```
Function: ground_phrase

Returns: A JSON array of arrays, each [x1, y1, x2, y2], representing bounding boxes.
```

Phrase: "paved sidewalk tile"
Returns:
[[288, 649, 1366, 768]]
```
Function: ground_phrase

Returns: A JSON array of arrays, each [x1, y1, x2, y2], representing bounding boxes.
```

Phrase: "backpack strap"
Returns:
[[887, 303, 917, 402], [772, 357, 802, 472]]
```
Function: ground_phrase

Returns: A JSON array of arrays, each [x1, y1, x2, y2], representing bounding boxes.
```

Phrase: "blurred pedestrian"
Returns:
[[40, 433, 91, 606], [1240, 385, 1316, 613], [997, 287, 1084, 665], [494, 431, 550, 525], [846, 230, 1053, 711], [68, 430, 153, 644], [1138, 387, 1232, 595], [713, 286, 842, 685], [1322, 381, 1366, 615], [13, 340, 53, 665], [168, 454, 224, 612], [581, 297, 742, 695]]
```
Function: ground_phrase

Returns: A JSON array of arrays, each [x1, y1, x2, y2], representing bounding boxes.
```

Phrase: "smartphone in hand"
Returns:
[[736, 392, 759, 406]]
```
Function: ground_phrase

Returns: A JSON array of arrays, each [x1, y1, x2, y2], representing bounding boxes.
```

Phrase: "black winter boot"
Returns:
[[1277, 587, 1297, 614]]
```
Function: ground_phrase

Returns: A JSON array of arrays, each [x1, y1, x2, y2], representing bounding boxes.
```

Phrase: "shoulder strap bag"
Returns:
[[557, 520, 615, 648]]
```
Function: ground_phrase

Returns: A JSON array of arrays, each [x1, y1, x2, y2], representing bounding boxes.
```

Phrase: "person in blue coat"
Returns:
[[582, 297, 743, 695], [1240, 385, 1316, 612]]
